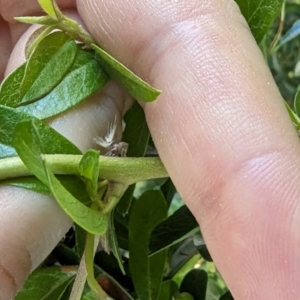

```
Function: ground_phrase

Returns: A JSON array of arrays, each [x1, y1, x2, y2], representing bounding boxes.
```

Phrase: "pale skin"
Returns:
[[0, 0, 300, 299]]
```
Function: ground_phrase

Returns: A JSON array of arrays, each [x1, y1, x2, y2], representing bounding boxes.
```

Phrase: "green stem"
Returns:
[[58, 17, 96, 45], [69, 254, 88, 300], [49, 0, 96, 45], [268, 1, 286, 55], [85, 233, 113, 300], [0, 155, 168, 185], [102, 182, 128, 214]]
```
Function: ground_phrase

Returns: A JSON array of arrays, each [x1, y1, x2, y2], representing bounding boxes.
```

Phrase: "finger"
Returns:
[[0, 16, 12, 81], [0, 14, 128, 300], [78, 1, 300, 299]]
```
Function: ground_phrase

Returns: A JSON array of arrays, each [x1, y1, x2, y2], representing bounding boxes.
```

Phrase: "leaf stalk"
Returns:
[[0, 155, 168, 185]]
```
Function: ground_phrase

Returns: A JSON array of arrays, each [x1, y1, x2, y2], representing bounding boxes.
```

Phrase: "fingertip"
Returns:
[[0, 17, 12, 81], [0, 186, 72, 299]]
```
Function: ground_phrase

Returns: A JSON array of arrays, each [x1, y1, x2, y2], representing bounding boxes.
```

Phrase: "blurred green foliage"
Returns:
[[265, 0, 300, 103]]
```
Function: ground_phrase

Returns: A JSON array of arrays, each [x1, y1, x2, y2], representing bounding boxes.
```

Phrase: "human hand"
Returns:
[[0, 1, 129, 298], [1, 1, 300, 299]]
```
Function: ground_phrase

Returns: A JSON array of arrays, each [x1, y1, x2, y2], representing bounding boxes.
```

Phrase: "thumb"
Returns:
[[78, 1, 300, 299]]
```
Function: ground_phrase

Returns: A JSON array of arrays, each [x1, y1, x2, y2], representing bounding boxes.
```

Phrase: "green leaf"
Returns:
[[1, 176, 91, 205], [157, 280, 179, 300], [172, 254, 200, 287], [219, 291, 234, 300], [15, 16, 58, 26], [57, 176, 91, 206], [52, 243, 80, 265], [19, 31, 77, 104], [15, 267, 75, 300], [93, 256, 136, 300], [75, 224, 86, 258], [180, 269, 208, 300], [175, 292, 194, 300], [235, 0, 283, 43], [294, 91, 300, 118], [116, 184, 135, 216], [42, 171, 109, 236], [24, 26, 55, 59], [92, 44, 161, 102], [116, 102, 150, 215], [79, 149, 100, 199], [161, 178, 177, 208], [0, 63, 26, 107], [38, 0, 57, 17], [13, 119, 108, 235], [193, 232, 212, 262], [129, 190, 168, 300], [114, 214, 130, 249], [17, 48, 108, 119], [123, 101, 150, 157], [197, 244, 212, 262], [285, 101, 300, 130], [115, 199, 199, 254], [0, 105, 81, 158], [76, 152, 102, 258], [1, 176, 50, 194], [150, 205, 199, 255], [82, 290, 100, 300]]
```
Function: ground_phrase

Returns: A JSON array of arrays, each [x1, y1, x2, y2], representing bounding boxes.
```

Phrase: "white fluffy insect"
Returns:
[[94, 116, 128, 157]]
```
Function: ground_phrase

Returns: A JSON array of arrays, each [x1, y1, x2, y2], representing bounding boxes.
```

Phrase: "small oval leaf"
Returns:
[[0, 63, 26, 107], [38, 0, 57, 17], [0, 105, 81, 158], [20, 31, 77, 104], [79, 149, 100, 199], [92, 44, 161, 102], [235, 0, 283, 43], [13, 119, 108, 235], [129, 190, 167, 300], [116, 101, 150, 215], [150, 205, 199, 255], [46, 170, 108, 235], [17, 49, 108, 119], [1, 176, 91, 206], [123, 101, 150, 157], [193, 232, 213, 262], [15, 267, 75, 300]]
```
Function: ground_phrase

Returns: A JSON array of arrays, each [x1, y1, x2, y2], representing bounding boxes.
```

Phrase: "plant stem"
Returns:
[[102, 182, 128, 214], [85, 233, 113, 300], [268, 1, 286, 54], [60, 17, 96, 45], [0, 155, 168, 185], [69, 254, 88, 300]]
